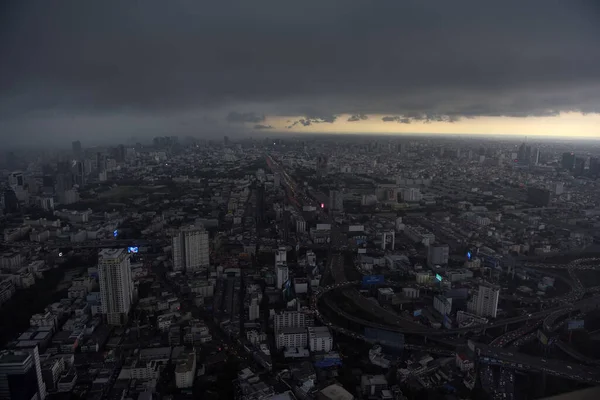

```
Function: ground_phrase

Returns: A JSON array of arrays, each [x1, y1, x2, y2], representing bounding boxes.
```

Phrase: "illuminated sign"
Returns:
[[127, 246, 139, 253], [467, 251, 472, 260], [435, 274, 443, 282], [113, 230, 118, 238]]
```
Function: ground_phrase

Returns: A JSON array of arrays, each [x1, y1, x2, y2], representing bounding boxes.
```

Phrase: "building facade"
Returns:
[[172, 226, 210, 273], [98, 249, 133, 326]]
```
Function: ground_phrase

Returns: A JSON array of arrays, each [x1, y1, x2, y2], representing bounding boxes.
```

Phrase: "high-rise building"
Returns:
[[0, 348, 46, 400], [532, 148, 541, 165], [248, 297, 260, 321], [276, 265, 289, 290], [527, 187, 551, 207], [256, 184, 265, 228], [316, 155, 328, 178], [329, 190, 343, 212], [433, 294, 453, 316], [473, 284, 500, 318], [96, 152, 105, 172], [8, 172, 24, 188], [427, 244, 449, 267], [308, 327, 333, 352], [517, 142, 526, 162], [172, 226, 210, 273], [71, 141, 82, 160], [275, 246, 287, 274], [590, 157, 600, 176], [561, 152, 575, 170], [274, 311, 312, 333], [574, 157, 585, 177], [72, 161, 85, 187], [98, 249, 133, 326], [2, 189, 19, 214]]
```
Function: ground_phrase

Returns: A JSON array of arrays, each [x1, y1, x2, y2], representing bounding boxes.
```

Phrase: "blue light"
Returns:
[[113, 230, 118, 238], [127, 246, 139, 253], [467, 251, 472, 260]]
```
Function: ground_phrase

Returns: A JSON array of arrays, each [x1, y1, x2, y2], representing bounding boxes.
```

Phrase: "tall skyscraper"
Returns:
[[72, 161, 85, 187], [316, 155, 328, 178], [71, 141, 82, 160], [329, 189, 343, 212], [98, 249, 133, 326], [517, 142, 526, 162], [172, 226, 210, 273], [0, 348, 46, 400], [276, 265, 289, 289], [574, 157, 585, 177], [474, 284, 500, 318], [590, 157, 600, 176], [532, 148, 541, 165], [561, 152, 575, 170]]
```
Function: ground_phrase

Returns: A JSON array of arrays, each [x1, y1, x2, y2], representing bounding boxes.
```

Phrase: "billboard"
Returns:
[[413, 309, 422, 317], [362, 275, 385, 286], [435, 274, 443, 282], [568, 320, 585, 330], [537, 329, 549, 346]]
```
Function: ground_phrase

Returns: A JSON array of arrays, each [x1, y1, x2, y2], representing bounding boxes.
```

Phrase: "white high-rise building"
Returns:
[[0, 348, 46, 400], [308, 327, 333, 352], [274, 311, 312, 333], [172, 226, 209, 273], [276, 265, 289, 289], [248, 298, 260, 321], [473, 284, 500, 318], [98, 249, 133, 326], [276, 327, 308, 350], [175, 350, 196, 389], [275, 247, 287, 266]]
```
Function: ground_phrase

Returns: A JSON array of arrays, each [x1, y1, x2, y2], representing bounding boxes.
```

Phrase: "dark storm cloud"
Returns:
[[286, 115, 338, 128], [348, 114, 368, 122], [383, 114, 460, 124], [253, 124, 273, 130], [1, 0, 600, 143], [226, 112, 265, 124]]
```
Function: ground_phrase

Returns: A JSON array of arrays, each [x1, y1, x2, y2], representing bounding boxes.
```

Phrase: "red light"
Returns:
[[321, 203, 325, 208]]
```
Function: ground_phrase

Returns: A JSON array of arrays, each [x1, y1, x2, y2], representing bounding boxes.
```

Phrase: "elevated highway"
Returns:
[[315, 279, 600, 336], [474, 343, 600, 384]]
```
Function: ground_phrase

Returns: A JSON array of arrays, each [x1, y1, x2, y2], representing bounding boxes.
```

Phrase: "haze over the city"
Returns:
[[2, 0, 600, 146]]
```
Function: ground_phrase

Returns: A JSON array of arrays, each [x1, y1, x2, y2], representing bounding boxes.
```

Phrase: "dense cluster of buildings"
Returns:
[[0, 135, 599, 399]]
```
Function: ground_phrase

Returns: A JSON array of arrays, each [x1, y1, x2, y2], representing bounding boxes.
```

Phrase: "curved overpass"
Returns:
[[314, 280, 600, 336]]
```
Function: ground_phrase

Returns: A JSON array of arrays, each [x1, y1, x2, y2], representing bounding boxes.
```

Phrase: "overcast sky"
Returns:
[[1, 0, 600, 146]]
